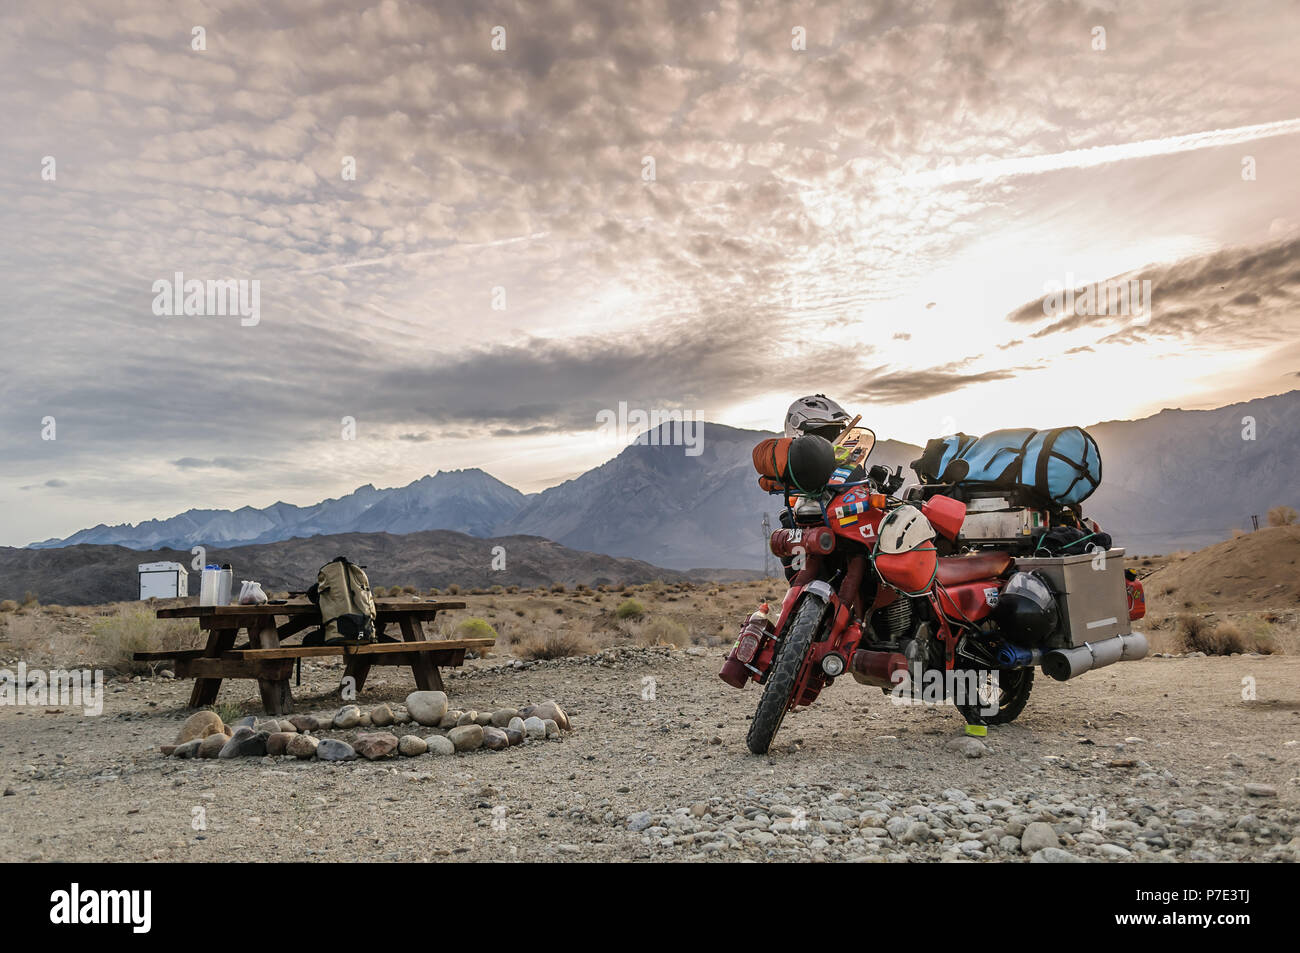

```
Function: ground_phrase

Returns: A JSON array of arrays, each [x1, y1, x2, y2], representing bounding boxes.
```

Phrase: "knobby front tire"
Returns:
[[745, 596, 826, 755]]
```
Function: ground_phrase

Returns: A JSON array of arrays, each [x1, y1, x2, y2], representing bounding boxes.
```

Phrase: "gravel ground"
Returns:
[[2, 648, 1298, 862]]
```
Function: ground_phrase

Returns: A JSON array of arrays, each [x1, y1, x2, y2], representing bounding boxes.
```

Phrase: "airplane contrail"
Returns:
[[897, 117, 1300, 187]]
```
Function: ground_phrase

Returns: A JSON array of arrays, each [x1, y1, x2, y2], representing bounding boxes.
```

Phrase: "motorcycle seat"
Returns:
[[936, 551, 1012, 586]]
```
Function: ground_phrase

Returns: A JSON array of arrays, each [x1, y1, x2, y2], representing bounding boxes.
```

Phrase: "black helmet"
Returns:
[[995, 571, 1060, 646], [785, 433, 837, 492]]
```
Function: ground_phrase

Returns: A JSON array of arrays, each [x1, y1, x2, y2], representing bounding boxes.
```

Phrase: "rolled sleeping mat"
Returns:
[[1041, 631, 1148, 682]]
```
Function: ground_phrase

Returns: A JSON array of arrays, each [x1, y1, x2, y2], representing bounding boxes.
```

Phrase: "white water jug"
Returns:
[[199, 566, 222, 606]]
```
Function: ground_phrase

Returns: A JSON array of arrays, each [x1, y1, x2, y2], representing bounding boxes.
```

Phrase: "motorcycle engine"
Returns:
[[880, 598, 912, 642]]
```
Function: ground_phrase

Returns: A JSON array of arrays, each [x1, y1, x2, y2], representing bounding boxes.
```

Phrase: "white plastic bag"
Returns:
[[238, 580, 269, 605]]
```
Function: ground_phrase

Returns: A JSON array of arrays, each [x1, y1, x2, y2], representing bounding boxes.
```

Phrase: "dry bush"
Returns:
[[93, 606, 202, 673], [638, 617, 689, 648], [1178, 614, 1244, 656], [446, 584, 461, 595], [515, 627, 596, 661], [0, 612, 46, 656], [0, 600, 17, 613], [1267, 505, 1298, 527]]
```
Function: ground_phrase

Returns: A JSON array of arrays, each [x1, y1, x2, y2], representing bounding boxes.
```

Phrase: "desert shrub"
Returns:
[[402, 585, 417, 594], [427, 587, 441, 595], [21, 591, 39, 609], [454, 617, 498, 641], [551, 582, 566, 593], [1234, 616, 1277, 655], [1267, 505, 1298, 527], [0, 600, 17, 613], [639, 617, 689, 648], [616, 598, 646, 620], [446, 584, 461, 595], [1178, 614, 1244, 656], [515, 628, 595, 660], [93, 607, 201, 673]]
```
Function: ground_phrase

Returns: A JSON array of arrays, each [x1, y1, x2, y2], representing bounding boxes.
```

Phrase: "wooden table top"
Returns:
[[156, 600, 466, 619]]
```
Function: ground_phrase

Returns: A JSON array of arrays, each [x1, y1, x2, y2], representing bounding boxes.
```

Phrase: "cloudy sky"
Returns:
[[2, 0, 1298, 547]]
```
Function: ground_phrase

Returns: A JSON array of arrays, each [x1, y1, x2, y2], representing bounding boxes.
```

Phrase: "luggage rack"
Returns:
[[905, 484, 1052, 554]]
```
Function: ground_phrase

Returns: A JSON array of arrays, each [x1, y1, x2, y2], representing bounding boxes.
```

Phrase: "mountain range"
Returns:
[[21, 391, 1300, 568]]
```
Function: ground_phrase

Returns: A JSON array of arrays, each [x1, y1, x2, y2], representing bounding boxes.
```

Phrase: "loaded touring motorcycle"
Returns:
[[720, 422, 1149, 755]]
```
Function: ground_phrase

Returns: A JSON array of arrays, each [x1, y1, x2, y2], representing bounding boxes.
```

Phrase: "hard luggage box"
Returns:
[[1012, 548, 1131, 648]]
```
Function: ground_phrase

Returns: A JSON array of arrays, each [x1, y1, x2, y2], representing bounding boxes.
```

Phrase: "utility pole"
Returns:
[[1251, 514, 1259, 532], [761, 513, 773, 579]]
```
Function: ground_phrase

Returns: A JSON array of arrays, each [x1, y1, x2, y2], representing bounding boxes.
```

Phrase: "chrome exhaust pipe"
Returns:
[[1041, 632, 1148, 682]]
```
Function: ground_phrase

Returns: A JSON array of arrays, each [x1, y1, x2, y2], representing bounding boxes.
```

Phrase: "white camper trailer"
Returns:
[[138, 561, 188, 600]]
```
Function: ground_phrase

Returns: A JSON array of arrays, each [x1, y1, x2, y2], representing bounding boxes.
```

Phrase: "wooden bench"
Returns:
[[136, 600, 486, 715]]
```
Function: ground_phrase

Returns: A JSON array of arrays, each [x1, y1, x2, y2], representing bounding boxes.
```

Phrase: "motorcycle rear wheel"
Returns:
[[745, 596, 825, 755], [957, 666, 1033, 725]]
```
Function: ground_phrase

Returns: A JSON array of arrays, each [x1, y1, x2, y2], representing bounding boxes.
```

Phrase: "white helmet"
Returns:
[[784, 394, 851, 440]]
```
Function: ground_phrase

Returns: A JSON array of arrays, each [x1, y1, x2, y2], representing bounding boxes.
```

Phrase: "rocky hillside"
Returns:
[[0, 530, 701, 605], [504, 422, 920, 570], [1085, 391, 1300, 553], [1141, 524, 1300, 609]]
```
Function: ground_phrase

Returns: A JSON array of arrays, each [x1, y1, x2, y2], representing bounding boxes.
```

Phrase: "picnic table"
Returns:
[[134, 600, 489, 715]]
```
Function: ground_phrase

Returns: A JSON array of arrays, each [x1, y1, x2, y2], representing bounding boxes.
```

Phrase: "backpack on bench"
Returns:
[[306, 556, 376, 645]]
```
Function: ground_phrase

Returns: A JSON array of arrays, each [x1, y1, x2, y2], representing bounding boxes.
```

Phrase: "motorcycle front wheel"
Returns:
[[745, 596, 825, 755]]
